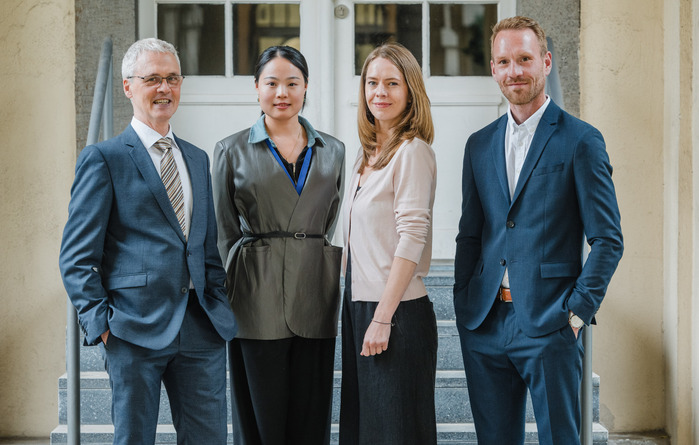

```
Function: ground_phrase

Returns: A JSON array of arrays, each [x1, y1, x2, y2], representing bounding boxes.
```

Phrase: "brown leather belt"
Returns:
[[497, 286, 512, 302]]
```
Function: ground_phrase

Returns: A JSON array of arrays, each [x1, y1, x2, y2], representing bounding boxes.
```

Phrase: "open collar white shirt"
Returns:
[[130, 117, 193, 240], [501, 96, 550, 289], [504, 96, 551, 199]]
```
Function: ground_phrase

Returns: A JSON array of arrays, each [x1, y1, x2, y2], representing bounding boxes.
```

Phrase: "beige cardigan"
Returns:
[[342, 138, 437, 302]]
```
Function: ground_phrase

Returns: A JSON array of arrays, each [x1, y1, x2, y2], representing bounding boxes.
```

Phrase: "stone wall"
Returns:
[[520, 0, 581, 116], [74, 0, 136, 151]]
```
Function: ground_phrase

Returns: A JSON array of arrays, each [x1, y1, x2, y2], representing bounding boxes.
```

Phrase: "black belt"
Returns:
[[244, 231, 324, 240]]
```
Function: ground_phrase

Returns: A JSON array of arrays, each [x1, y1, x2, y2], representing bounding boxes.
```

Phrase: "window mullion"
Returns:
[[226, 1, 233, 77], [423, 1, 430, 77]]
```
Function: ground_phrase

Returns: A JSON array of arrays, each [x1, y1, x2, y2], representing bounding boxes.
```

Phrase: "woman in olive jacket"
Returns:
[[212, 45, 345, 445]]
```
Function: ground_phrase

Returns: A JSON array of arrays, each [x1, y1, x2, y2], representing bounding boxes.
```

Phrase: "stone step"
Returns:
[[76, 320, 464, 373], [58, 371, 601, 426], [50, 421, 609, 444]]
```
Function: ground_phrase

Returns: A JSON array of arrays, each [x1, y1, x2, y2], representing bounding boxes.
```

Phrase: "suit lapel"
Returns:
[[125, 127, 186, 243], [490, 116, 510, 204], [510, 102, 560, 206]]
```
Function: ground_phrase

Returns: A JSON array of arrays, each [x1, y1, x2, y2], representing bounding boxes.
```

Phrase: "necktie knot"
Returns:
[[154, 137, 172, 153]]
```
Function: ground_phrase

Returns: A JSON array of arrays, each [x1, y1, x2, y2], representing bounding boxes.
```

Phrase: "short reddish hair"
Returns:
[[490, 16, 548, 59]]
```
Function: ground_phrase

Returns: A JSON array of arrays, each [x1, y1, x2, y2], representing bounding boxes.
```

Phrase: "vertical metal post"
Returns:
[[86, 38, 113, 146], [103, 57, 114, 140], [67, 36, 113, 445], [66, 300, 80, 445], [581, 328, 594, 445], [580, 238, 593, 445], [545, 37, 566, 110]]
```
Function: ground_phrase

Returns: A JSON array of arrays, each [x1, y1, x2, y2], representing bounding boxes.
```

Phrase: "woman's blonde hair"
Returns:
[[357, 42, 433, 172]]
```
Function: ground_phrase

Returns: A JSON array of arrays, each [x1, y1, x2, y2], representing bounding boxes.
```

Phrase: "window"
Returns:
[[153, 2, 300, 76], [353, 2, 498, 76]]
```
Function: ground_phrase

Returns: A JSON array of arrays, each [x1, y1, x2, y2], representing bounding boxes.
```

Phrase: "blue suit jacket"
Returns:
[[60, 125, 237, 349], [454, 101, 623, 337]]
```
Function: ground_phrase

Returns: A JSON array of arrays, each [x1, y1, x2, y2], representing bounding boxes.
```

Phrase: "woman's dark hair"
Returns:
[[253, 45, 309, 84]]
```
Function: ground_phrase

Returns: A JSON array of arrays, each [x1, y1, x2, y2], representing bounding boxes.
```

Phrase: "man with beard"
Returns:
[[454, 16, 623, 444]]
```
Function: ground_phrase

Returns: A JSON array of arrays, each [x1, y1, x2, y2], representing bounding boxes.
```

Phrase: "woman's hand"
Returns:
[[360, 321, 392, 356]]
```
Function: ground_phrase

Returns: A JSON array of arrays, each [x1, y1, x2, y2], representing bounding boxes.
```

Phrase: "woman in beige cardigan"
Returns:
[[339, 42, 438, 445]]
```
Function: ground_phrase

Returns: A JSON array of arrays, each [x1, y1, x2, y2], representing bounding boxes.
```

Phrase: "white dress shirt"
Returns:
[[501, 97, 550, 288], [130, 117, 193, 240]]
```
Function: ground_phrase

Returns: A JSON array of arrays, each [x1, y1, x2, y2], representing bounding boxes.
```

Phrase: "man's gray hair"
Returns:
[[121, 38, 181, 79]]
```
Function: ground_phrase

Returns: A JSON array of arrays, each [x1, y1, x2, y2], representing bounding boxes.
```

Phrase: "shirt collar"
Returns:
[[248, 114, 326, 148], [130, 117, 177, 150], [507, 96, 551, 136]]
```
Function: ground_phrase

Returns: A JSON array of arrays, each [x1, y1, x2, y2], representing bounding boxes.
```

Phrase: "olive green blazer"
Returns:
[[212, 124, 345, 339]]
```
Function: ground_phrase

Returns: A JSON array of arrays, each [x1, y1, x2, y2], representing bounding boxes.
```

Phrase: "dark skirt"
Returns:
[[229, 336, 335, 445], [339, 259, 438, 445]]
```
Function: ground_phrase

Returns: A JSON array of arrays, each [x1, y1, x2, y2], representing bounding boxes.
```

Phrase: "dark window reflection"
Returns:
[[233, 4, 301, 75], [158, 4, 225, 76], [429, 4, 497, 76], [354, 4, 422, 75]]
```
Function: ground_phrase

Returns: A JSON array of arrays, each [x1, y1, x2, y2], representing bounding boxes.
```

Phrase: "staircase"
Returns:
[[51, 265, 609, 444]]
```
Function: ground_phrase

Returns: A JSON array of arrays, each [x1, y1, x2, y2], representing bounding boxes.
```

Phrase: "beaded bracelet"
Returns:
[[371, 318, 395, 327]]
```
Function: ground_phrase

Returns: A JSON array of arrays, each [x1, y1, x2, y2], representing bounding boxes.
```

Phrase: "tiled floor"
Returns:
[[609, 432, 671, 445], [0, 440, 47, 445], [0, 434, 672, 445]]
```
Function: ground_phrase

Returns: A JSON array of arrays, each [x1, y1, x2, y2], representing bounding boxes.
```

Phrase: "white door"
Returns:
[[138, 0, 514, 259]]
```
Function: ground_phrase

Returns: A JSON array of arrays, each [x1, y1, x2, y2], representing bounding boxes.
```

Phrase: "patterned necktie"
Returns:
[[154, 137, 187, 238]]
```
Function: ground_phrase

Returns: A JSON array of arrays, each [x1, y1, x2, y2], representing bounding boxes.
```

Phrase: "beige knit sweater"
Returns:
[[342, 138, 437, 302]]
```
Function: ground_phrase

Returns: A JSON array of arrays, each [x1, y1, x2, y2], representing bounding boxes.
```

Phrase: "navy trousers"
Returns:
[[458, 300, 584, 445], [101, 292, 228, 445]]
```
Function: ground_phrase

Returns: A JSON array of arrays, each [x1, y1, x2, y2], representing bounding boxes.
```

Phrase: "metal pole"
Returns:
[[102, 57, 114, 140], [66, 299, 80, 445], [67, 35, 113, 445], [86, 38, 113, 146], [580, 237, 593, 445], [581, 327, 594, 445], [545, 37, 566, 110]]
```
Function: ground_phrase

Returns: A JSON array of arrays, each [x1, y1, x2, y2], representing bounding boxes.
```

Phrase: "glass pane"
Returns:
[[233, 4, 301, 75], [429, 4, 498, 76], [158, 4, 225, 76], [354, 4, 422, 75]]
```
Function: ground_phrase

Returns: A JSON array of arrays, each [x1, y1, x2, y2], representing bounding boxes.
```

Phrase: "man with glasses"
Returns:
[[59, 38, 236, 445]]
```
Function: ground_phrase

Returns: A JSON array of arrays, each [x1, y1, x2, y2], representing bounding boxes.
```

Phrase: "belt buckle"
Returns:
[[498, 287, 512, 302], [294, 232, 307, 240]]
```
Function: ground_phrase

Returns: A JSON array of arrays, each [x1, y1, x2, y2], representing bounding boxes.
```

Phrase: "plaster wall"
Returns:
[[580, 0, 666, 433], [0, 0, 76, 436], [665, 0, 696, 442]]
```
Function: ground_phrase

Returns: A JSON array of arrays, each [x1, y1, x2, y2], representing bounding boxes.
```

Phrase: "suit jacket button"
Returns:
[[181, 287, 188, 294], [500, 259, 506, 266], [506, 220, 515, 228]]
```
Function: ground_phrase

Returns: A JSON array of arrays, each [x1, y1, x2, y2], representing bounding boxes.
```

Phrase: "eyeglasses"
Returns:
[[127, 75, 185, 87]]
